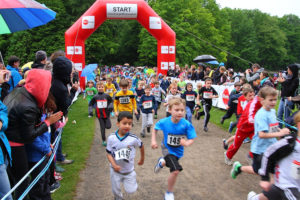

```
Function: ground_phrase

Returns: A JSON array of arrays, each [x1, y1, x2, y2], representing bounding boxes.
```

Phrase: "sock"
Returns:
[[250, 194, 260, 200]]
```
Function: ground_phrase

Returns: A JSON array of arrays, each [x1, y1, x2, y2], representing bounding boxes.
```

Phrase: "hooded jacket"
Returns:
[[281, 64, 299, 97], [4, 69, 51, 144], [51, 57, 76, 116], [246, 68, 264, 83], [31, 61, 45, 69]]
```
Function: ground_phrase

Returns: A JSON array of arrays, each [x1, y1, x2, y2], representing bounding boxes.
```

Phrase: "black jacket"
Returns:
[[51, 57, 76, 116], [31, 62, 45, 69], [4, 87, 48, 144], [281, 64, 299, 97]]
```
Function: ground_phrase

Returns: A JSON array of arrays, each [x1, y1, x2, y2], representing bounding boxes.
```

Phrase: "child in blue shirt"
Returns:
[[151, 97, 197, 200], [181, 83, 197, 123], [231, 86, 290, 179]]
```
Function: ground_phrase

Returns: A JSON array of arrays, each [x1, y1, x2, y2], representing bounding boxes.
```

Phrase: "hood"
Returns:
[[52, 57, 72, 84], [25, 69, 52, 108], [287, 64, 299, 79], [31, 61, 45, 69]]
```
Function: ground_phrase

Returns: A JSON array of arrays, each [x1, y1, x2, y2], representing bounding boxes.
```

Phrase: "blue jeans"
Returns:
[[277, 98, 294, 127], [55, 129, 65, 162], [186, 106, 193, 123], [0, 158, 13, 200]]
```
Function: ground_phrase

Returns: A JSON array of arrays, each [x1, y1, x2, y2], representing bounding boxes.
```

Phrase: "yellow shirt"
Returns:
[[114, 90, 137, 113], [105, 83, 116, 97]]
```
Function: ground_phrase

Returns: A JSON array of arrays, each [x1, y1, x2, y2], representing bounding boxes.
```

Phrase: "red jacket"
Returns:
[[237, 95, 248, 115], [237, 96, 262, 133]]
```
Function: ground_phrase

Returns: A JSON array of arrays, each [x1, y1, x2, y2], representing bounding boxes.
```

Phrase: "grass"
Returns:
[[52, 96, 95, 200]]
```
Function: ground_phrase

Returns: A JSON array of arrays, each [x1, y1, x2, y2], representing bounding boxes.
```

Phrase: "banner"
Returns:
[[107, 4, 138, 18], [171, 78, 234, 110]]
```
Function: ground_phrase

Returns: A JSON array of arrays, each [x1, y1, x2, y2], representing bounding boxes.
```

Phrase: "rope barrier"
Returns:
[[1, 128, 62, 200], [277, 118, 298, 131]]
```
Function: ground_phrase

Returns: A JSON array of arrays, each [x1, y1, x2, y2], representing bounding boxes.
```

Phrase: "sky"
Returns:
[[216, 0, 300, 18]]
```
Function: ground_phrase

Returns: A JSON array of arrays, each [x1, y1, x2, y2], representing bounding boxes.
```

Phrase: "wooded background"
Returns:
[[1, 0, 299, 71]]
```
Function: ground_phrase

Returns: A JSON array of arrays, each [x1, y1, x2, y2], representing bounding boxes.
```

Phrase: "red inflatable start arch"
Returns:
[[65, 0, 176, 87]]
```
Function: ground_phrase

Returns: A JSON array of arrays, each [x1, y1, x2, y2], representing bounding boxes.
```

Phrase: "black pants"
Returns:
[[222, 106, 236, 120], [199, 104, 211, 127], [98, 117, 111, 142], [28, 159, 51, 200], [154, 101, 161, 115], [9, 146, 30, 200]]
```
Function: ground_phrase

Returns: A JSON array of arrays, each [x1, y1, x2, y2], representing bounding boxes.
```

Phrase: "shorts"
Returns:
[[263, 185, 300, 200], [164, 154, 183, 173], [252, 153, 262, 174]]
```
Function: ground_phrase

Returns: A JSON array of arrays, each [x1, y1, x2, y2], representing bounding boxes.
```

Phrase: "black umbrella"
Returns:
[[193, 55, 217, 62]]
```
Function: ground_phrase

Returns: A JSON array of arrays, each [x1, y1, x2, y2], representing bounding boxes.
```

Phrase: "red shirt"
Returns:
[[237, 95, 248, 115]]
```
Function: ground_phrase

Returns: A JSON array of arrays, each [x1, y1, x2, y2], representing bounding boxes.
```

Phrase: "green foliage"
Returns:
[[0, 0, 299, 70]]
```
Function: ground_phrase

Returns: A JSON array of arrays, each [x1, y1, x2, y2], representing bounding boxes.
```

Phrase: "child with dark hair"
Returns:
[[106, 111, 144, 200], [196, 78, 218, 132], [152, 81, 166, 119], [89, 82, 113, 146], [139, 85, 157, 137], [135, 82, 145, 121], [181, 83, 197, 123]]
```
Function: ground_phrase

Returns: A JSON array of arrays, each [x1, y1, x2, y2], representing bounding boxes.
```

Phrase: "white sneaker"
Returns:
[[247, 191, 257, 200], [224, 152, 232, 165], [154, 157, 165, 173], [164, 192, 174, 200]]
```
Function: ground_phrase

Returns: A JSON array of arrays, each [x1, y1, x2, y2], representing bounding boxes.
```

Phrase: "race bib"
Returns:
[[119, 97, 130, 104], [154, 91, 160, 96], [186, 94, 195, 101], [143, 100, 152, 109], [87, 90, 94, 96], [291, 160, 300, 180], [269, 123, 280, 133], [114, 148, 131, 161], [106, 89, 113, 93], [203, 91, 213, 99], [97, 100, 107, 108], [167, 134, 185, 147]]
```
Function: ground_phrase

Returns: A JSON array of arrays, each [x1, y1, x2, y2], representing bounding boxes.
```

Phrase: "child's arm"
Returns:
[[151, 129, 159, 149], [138, 145, 145, 165], [89, 96, 96, 107], [180, 138, 195, 147], [259, 128, 290, 138], [106, 153, 121, 172], [113, 97, 119, 116]]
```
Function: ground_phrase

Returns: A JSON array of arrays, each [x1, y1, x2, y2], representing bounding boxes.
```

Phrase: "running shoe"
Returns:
[[50, 181, 61, 193], [228, 122, 234, 133], [102, 141, 107, 147], [154, 157, 165, 173], [224, 152, 233, 165], [88, 115, 92, 118], [164, 191, 174, 200], [204, 126, 208, 132], [154, 114, 158, 119], [55, 165, 65, 173], [247, 191, 257, 200], [140, 132, 145, 138], [243, 137, 251, 144], [231, 161, 242, 179], [220, 118, 224, 124], [147, 126, 151, 133], [223, 139, 228, 150]]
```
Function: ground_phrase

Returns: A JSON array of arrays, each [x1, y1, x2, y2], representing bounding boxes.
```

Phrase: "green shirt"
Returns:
[[86, 87, 98, 101], [177, 81, 187, 93]]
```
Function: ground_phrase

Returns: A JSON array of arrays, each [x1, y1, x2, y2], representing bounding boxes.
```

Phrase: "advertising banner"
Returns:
[[107, 4, 138, 18]]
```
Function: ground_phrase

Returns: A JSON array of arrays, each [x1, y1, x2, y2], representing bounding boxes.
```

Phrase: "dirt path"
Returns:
[[75, 109, 260, 200]]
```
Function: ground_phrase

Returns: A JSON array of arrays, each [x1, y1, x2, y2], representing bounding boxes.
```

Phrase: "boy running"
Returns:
[[247, 112, 300, 200], [151, 97, 197, 200], [152, 81, 166, 119], [135, 82, 145, 121], [139, 85, 157, 137], [231, 87, 290, 178], [106, 111, 144, 200], [197, 78, 218, 132], [89, 82, 113, 146], [181, 83, 197, 123], [84, 80, 97, 117], [114, 79, 138, 117]]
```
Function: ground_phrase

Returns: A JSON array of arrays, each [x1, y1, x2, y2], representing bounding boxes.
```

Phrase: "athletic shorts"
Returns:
[[263, 185, 300, 200], [164, 154, 183, 173], [252, 153, 262, 174]]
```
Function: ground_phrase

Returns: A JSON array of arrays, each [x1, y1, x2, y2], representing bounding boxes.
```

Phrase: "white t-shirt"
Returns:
[[106, 132, 143, 173]]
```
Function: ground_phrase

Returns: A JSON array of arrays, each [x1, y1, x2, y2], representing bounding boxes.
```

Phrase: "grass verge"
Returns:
[[52, 96, 95, 200]]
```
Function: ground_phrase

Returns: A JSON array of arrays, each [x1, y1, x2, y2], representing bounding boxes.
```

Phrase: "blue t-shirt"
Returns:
[[155, 117, 197, 158], [251, 108, 278, 154]]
